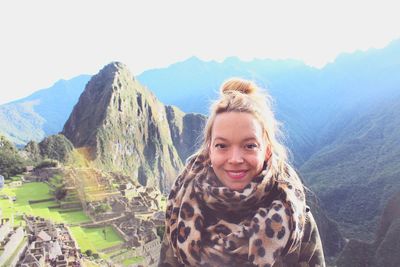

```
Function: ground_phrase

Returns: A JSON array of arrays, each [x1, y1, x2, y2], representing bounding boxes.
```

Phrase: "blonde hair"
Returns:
[[194, 77, 297, 182]]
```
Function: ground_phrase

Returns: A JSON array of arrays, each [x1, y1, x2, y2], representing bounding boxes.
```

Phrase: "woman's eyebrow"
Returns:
[[213, 136, 259, 142], [242, 137, 258, 142], [213, 137, 228, 141]]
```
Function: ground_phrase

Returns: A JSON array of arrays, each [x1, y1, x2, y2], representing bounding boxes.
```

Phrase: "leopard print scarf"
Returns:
[[164, 155, 306, 266]]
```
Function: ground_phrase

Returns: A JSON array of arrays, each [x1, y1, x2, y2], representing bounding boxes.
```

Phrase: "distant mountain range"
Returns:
[[3, 39, 399, 165], [1, 39, 400, 263], [0, 75, 90, 146]]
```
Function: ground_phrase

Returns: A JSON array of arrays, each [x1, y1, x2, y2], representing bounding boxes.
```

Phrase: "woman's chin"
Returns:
[[224, 181, 250, 191]]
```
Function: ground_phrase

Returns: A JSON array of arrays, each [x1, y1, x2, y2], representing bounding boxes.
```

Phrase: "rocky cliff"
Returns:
[[165, 106, 206, 162], [62, 62, 205, 192]]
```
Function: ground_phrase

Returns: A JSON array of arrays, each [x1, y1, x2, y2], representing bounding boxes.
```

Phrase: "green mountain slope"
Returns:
[[300, 95, 400, 240], [336, 191, 400, 266]]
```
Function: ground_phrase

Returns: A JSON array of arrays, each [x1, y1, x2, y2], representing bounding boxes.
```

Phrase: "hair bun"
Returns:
[[220, 78, 257, 95]]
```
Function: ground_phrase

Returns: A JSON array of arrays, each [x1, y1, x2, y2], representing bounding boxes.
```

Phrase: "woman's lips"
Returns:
[[226, 170, 247, 179]]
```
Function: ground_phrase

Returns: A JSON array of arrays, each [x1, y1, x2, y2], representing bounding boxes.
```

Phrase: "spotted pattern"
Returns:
[[159, 156, 325, 266]]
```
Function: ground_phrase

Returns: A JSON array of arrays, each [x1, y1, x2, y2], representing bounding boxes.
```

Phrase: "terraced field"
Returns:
[[0, 182, 126, 260]]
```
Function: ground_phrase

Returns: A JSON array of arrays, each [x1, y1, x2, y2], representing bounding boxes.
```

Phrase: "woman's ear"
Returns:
[[265, 146, 272, 161]]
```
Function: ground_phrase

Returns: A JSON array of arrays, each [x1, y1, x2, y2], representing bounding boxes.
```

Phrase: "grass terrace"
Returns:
[[0, 182, 125, 261], [69, 226, 124, 254], [0, 182, 91, 226]]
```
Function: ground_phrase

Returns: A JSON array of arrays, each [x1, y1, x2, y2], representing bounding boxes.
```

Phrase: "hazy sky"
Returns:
[[1, 0, 399, 105]]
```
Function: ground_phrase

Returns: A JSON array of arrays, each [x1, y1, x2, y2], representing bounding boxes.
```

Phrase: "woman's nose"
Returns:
[[228, 147, 244, 164]]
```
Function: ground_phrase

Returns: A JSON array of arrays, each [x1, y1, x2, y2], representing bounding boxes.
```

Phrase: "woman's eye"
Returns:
[[215, 143, 227, 149], [245, 143, 258, 150]]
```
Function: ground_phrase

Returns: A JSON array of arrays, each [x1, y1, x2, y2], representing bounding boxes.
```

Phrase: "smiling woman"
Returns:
[[159, 78, 325, 267], [209, 112, 267, 191]]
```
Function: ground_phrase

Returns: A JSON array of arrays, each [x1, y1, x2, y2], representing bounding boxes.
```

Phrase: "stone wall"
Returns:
[[142, 238, 161, 267], [99, 242, 126, 253], [0, 219, 11, 242], [0, 227, 26, 266], [110, 249, 139, 263]]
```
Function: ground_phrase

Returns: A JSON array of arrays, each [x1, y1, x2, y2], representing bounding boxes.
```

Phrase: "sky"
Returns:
[[1, 0, 399, 105]]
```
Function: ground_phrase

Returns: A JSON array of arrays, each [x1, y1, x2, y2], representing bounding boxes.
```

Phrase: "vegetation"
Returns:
[[48, 174, 67, 200], [34, 159, 58, 170], [300, 96, 400, 241], [39, 134, 74, 163], [94, 202, 111, 213], [0, 75, 90, 145], [0, 182, 125, 261], [122, 256, 144, 266], [0, 135, 26, 178], [23, 140, 42, 164], [69, 226, 124, 254], [85, 249, 93, 256], [0, 182, 90, 225]]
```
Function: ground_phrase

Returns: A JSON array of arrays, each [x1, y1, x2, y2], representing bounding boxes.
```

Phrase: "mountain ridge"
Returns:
[[61, 62, 206, 191]]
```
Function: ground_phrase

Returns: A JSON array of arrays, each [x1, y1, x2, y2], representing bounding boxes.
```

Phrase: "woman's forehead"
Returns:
[[211, 112, 263, 140]]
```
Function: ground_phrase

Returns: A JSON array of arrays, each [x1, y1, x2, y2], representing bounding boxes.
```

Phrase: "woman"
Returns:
[[159, 78, 325, 267]]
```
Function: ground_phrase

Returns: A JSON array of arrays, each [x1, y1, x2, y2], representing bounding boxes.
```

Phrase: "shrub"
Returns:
[[0, 153, 25, 178], [34, 159, 58, 170], [94, 203, 111, 213], [85, 249, 93, 256]]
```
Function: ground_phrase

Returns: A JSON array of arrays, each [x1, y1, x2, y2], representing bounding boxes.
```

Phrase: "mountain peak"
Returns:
[[95, 61, 135, 84], [101, 61, 128, 72], [61, 62, 138, 147], [61, 63, 205, 191]]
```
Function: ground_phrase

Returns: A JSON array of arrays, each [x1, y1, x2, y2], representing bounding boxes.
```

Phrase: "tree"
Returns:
[[85, 249, 93, 256], [0, 135, 26, 178], [54, 186, 67, 200], [24, 140, 42, 164], [39, 134, 74, 163], [34, 159, 58, 170]]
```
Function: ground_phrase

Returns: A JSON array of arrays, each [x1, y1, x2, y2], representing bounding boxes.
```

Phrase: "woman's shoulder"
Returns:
[[274, 210, 326, 267]]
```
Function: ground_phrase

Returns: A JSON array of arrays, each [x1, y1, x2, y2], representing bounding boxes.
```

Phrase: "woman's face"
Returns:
[[209, 112, 269, 191]]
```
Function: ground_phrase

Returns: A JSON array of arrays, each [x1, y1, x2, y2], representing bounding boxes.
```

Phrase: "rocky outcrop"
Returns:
[[62, 62, 203, 192], [165, 106, 206, 162]]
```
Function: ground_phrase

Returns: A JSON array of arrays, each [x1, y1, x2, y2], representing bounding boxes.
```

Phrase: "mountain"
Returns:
[[1, 39, 400, 256], [137, 56, 319, 164], [0, 75, 90, 145], [307, 195, 346, 259], [3, 39, 400, 166], [137, 39, 400, 165], [61, 62, 206, 191], [300, 94, 400, 240], [336, 191, 400, 266]]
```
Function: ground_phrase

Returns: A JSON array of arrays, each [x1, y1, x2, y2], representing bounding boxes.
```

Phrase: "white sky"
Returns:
[[1, 0, 399, 105]]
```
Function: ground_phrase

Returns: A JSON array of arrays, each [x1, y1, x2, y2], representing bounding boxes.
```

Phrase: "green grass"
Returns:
[[69, 226, 124, 254], [0, 182, 125, 262], [9, 175, 23, 182], [103, 249, 144, 266], [160, 196, 167, 211], [49, 174, 63, 187], [122, 256, 144, 266], [0, 182, 90, 225]]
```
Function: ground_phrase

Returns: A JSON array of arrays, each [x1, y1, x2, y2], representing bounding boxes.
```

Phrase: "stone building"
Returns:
[[18, 215, 81, 267]]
